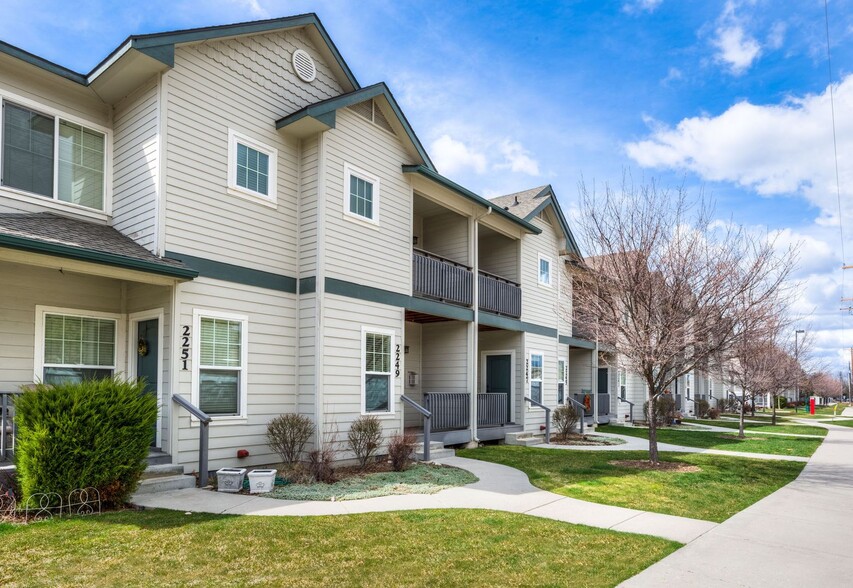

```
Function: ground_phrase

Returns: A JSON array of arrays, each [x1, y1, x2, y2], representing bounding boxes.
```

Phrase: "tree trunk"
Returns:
[[648, 395, 659, 464], [772, 396, 777, 426], [738, 396, 746, 438]]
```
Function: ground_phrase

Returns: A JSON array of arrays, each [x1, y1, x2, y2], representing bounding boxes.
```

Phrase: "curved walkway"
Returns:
[[620, 421, 853, 587], [131, 455, 717, 544]]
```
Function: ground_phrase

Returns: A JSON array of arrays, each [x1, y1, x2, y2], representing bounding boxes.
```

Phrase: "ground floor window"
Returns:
[[363, 328, 393, 413], [40, 311, 116, 384], [194, 310, 248, 418], [619, 368, 627, 400], [529, 352, 543, 404], [557, 358, 567, 404]]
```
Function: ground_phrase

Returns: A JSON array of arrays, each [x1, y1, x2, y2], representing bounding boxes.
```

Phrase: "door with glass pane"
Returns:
[[136, 319, 159, 447]]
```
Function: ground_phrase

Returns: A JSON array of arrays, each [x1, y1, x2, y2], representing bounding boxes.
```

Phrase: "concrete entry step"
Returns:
[[142, 463, 184, 479], [136, 474, 196, 494], [504, 432, 545, 446], [147, 449, 172, 466], [414, 441, 455, 461]]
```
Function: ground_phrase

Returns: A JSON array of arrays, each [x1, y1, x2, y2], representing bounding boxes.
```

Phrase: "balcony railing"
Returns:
[[412, 249, 473, 307], [424, 392, 509, 432], [478, 270, 521, 318]]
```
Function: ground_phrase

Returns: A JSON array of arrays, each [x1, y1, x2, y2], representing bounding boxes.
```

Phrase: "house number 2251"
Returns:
[[181, 326, 191, 371]]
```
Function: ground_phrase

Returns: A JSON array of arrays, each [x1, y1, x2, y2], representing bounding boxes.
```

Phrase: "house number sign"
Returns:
[[181, 325, 191, 371], [395, 344, 401, 377], [525, 358, 530, 383]]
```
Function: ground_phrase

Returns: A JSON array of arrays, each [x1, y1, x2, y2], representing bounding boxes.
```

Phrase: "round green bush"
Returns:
[[15, 378, 157, 506]]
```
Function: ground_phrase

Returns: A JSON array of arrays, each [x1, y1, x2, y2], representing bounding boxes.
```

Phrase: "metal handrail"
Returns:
[[401, 395, 432, 461], [477, 268, 520, 288], [619, 398, 635, 422], [524, 396, 552, 442], [567, 397, 585, 435], [1, 391, 23, 461], [413, 247, 472, 270], [171, 395, 210, 487]]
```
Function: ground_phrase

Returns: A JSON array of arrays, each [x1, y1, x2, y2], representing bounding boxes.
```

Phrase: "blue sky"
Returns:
[[3, 0, 853, 373]]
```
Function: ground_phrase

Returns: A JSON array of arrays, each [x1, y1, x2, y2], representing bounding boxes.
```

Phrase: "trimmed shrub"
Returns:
[[267, 413, 314, 466], [348, 415, 382, 469], [308, 446, 336, 483], [774, 396, 787, 409], [707, 407, 721, 419], [553, 404, 580, 438], [643, 395, 677, 427], [695, 399, 710, 419], [15, 378, 157, 506], [388, 432, 416, 472]]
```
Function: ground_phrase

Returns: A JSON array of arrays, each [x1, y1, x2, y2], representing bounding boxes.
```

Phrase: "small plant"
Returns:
[[553, 404, 580, 439], [348, 415, 382, 469], [643, 395, 676, 427], [387, 432, 416, 472], [308, 446, 336, 483], [695, 399, 710, 419], [267, 413, 315, 466], [707, 407, 721, 419]]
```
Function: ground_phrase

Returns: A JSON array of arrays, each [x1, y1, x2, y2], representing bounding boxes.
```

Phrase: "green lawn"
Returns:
[[823, 419, 853, 428], [600, 424, 822, 457], [457, 446, 804, 522], [0, 509, 678, 587], [683, 419, 827, 437]]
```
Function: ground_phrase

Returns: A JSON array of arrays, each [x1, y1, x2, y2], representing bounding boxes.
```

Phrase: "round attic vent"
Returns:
[[292, 49, 317, 83]]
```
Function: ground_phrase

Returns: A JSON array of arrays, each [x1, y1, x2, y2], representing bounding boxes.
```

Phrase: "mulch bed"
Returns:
[[550, 434, 623, 446], [608, 460, 701, 473]]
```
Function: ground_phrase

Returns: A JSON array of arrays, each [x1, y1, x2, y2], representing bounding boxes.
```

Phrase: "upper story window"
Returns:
[[344, 163, 380, 224], [538, 254, 552, 287], [227, 129, 277, 205], [2, 101, 107, 212]]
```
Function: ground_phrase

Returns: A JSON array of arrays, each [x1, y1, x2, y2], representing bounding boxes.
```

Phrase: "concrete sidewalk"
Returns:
[[132, 455, 716, 544], [620, 422, 853, 587]]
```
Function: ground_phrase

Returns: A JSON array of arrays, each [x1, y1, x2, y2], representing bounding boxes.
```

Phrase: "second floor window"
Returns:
[[344, 163, 380, 224], [227, 129, 277, 204], [2, 101, 106, 211], [538, 254, 552, 286], [236, 143, 269, 195]]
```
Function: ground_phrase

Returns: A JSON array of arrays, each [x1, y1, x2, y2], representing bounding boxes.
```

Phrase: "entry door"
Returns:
[[597, 368, 609, 415], [136, 319, 159, 447], [486, 354, 512, 422]]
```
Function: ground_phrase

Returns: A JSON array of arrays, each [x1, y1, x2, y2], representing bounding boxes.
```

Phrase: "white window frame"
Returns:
[[33, 305, 125, 383], [0, 90, 113, 219], [557, 358, 567, 405], [343, 163, 381, 226], [361, 326, 395, 416], [538, 253, 552, 287], [528, 350, 544, 407], [227, 129, 277, 206], [192, 309, 249, 421]]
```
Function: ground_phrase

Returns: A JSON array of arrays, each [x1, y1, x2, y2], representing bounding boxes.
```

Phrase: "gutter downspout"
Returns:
[[469, 206, 492, 445]]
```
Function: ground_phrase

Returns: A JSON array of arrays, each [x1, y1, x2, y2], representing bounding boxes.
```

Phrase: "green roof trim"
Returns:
[[0, 234, 198, 280], [325, 277, 474, 322], [559, 335, 596, 350], [479, 312, 558, 338], [524, 186, 582, 256], [402, 165, 542, 235], [277, 83, 434, 170], [165, 251, 296, 292]]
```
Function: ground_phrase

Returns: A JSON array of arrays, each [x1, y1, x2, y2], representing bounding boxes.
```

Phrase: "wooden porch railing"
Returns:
[[412, 249, 473, 307]]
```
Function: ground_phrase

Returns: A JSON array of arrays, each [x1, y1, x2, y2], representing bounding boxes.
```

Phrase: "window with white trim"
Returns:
[[619, 367, 627, 400], [363, 329, 393, 413], [195, 312, 248, 417], [685, 373, 692, 400], [227, 129, 277, 203], [530, 352, 543, 404], [344, 163, 380, 223], [538, 254, 552, 287], [557, 358, 567, 404], [40, 312, 116, 384], [2, 100, 107, 211], [707, 376, 713, 396]]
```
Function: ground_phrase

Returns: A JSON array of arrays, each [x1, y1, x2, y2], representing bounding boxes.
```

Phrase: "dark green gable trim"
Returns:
[[402, 165, 542, 235], [0, 234, 198, 279], [559, 335, 596, 350], [479, 312, 558, 338], [524, 186, 582, 257], [299, 276, 316, 294], [135, 44, 175, 68], [165, 251, 295, 292], [325, 278, 474, 321], [277, 83, 434, 170], [0, 40, 88, 84]]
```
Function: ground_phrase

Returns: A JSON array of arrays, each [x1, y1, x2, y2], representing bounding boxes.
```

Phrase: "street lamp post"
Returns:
[[795, 329, 805, 412]]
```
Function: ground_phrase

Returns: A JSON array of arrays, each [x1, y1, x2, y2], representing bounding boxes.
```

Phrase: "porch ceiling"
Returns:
[[405, 310, 455, 324]]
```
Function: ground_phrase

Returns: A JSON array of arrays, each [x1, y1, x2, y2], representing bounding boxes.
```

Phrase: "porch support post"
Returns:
[[468, 214, 479, 445]]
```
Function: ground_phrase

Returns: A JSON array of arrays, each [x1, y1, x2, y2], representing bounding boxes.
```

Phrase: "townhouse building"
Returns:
[[0, 14, 606, 472]]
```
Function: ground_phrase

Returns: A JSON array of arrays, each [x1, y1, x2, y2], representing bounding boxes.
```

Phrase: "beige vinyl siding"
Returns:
[[478, 329, 524, 423], [625, 370, 649, 410], [422, 211, 469, 264], [163, 31, 342, 276], [323, 108, 413, 295], [299, 136, 319, 276], [523, 332, 559, 433], [172, 278, 296, 472], [403, 321, 423, 429], [569, 348, 594, 400], [519, 211, 561, 326], [0, 261, 122, 389], [298, 293, 316, 421], [112, 76, 158, 252], [558, 261, 573, 335], [126, 282, 173, 451], [422, 321, 469, 395], [479, 233, 519, 282], [320, 294, 404, 458]]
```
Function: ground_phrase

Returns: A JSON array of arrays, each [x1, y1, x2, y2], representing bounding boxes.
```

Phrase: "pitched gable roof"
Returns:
[[490, 185, 582, 257]]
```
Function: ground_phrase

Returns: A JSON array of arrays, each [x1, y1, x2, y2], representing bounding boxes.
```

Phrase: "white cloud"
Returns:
[[767, 21, 787, 50], [713, 25, 761, 74], [625, 74, 853, 226], [622, 0, 663, 15], [495, 140, 540, 176], [661, 67, 683, 85], [430, 134, 488, 175]]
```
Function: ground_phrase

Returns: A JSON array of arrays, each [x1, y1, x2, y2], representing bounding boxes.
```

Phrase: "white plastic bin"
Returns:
[[248, 469, 277, 494], [216, 467, 247, 493]]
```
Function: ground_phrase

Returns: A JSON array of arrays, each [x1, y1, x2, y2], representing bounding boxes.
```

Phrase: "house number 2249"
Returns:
[[181, 326, 191, 371], [395, 344, 401, 377]]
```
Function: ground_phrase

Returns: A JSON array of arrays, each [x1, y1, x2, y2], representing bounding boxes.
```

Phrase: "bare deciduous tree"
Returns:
[[573, 178, 795, 464], [808, 372, 844, 403]]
